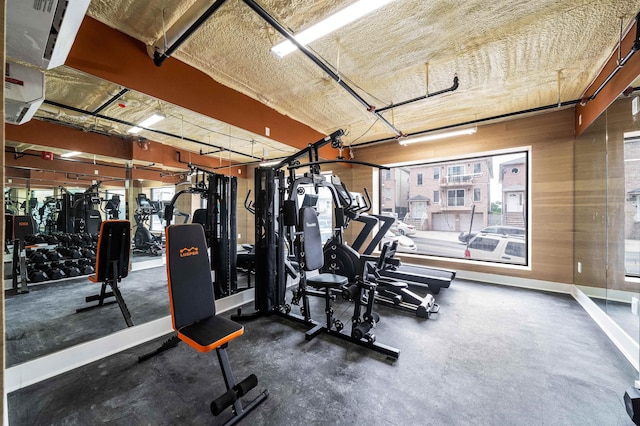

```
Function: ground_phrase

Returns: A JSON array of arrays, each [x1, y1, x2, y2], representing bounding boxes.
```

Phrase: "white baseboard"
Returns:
[[576, 285, 639, 304], [572, 285, 639, 371], [5, 288, 255, 393], [455, 270, 574, 294]]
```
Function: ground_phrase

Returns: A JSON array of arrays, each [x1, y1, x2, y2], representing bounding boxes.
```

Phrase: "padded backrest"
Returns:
[[12, 215, 35, 241], [166, 224, 216, 330], [95, 220, 131, 282], [192, 208, 207, 227], [297, 207, 324, 271]]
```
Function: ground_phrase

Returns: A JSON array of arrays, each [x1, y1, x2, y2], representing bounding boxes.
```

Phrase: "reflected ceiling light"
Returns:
[[61, 151, 81, 158], [398, 127, 478, 146], [271, 0, 396, 58], [259, 160, 281, 167], [128, 114, 165, 134]]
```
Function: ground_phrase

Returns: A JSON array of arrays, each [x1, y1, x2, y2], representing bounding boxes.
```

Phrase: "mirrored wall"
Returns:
[[4, 171, 252, 368], [575, 94, 640, 361]]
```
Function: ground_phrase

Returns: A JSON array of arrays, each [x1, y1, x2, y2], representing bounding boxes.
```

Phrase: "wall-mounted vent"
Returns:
[[5, 62, 45, 125], [7, 0, 90, 70]]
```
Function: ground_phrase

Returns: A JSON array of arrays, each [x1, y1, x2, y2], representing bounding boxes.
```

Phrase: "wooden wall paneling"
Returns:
[[354, 109, 576, 284]]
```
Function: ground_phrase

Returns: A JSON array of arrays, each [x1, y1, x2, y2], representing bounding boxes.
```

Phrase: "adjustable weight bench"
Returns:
[[166, 223, 268, 422], [76, 220, 133, 327]]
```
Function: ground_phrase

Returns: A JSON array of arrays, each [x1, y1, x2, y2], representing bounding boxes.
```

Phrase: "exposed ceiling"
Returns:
[[26, 0, 640, 167]]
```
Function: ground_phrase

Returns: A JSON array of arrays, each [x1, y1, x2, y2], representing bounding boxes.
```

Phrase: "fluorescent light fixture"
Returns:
[[398, 127, 478, 146], [259, 160, 281, 167], [271, 0, 396, 58], [61, 151, 81, 158], [128, 114, 165, 134]]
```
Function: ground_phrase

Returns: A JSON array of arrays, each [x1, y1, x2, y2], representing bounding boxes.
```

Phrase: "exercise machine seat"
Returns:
[[165, 223, 268, 420], [192, 208, 207, 227], [77, 220, 133, 327], [298, 207, 348, 289]]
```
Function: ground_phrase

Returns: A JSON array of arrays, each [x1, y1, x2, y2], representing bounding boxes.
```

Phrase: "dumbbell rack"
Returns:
[[16, 232, 100, 289]]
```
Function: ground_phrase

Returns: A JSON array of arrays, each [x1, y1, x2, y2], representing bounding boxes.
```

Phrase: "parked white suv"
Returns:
[[464, 234, 526, 264]]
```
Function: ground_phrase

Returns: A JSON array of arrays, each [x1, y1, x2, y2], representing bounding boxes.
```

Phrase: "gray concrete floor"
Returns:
[[7, 279, 637, 425], [5, 266, 252, 366]]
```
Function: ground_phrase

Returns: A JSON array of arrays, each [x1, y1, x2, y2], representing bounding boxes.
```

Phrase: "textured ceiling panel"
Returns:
[[56, 0, 640, 154], [37, 66, 297, 165]]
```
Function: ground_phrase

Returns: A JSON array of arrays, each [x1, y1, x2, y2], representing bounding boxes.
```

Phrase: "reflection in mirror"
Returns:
[[4, 174, 252, 367], [575, 93, 640, 347]]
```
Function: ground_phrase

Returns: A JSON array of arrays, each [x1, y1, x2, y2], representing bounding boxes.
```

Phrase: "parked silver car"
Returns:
[[458, 225, 525, 243]]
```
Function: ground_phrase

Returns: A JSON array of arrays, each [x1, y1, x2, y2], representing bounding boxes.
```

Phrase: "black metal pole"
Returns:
[[377, 76, 459, 113], [241, 0, 402, 137], [154, 0, 229, 66]]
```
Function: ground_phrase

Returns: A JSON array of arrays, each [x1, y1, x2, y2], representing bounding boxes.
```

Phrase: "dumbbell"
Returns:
[[28, 250, 48, 264], [62, 261, 81, 277], [47, 262, 66, 280], [45, 235, 59, 245], [30, 234, 46, 244], [67, 246, 82, 259], [57, 233, 72, 245], [77, 258, 95, 275], [82, 233, 93, 244], [81, 247, 96, 259], [71, 233, 84, 245], [46, 250, 64, 262], [28, 268, 48, 283]]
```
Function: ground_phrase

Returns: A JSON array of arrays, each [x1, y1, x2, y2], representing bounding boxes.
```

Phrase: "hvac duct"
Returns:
[[7, 0, 91, 70], [5, 62, 45, 125]]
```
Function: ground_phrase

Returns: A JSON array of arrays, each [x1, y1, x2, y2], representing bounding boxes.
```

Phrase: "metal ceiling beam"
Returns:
[[92, 88, 129, 115], [241, 0, 403, 137], [153, 0, 229, 67], [42, 100, 263, 161]]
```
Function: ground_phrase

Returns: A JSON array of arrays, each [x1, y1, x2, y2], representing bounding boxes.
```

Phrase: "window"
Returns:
[[385, 169, 391, 180], [379, 150, 529, 266], [448, 189, 465, 207], [384, 188, 391, 200], [447, 165, 465, 183], [468, 237, 499, 252], [505, 241, 526, 257]]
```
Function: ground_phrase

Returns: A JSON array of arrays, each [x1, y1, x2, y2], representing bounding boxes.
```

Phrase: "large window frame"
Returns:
[[378, 149, 530, 267]]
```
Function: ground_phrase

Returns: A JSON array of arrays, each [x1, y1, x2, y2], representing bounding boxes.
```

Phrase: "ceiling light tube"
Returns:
[[398, 127, 478, 146], [128, 114, 165, 134], [61, 151, 82, 158], [271, 0, 396, 58], [259, 160, 281, 167]]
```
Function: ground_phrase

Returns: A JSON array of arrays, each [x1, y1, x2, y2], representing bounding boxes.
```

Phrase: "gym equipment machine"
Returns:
[[56, 184, 102, 235], [132, 194, 164, 256], [361, 241, 439, 318], [163, 167, 238, 298], [320, 186, 440, 318], [138, 167, 239, 362], [233, 129, 400, 359]]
